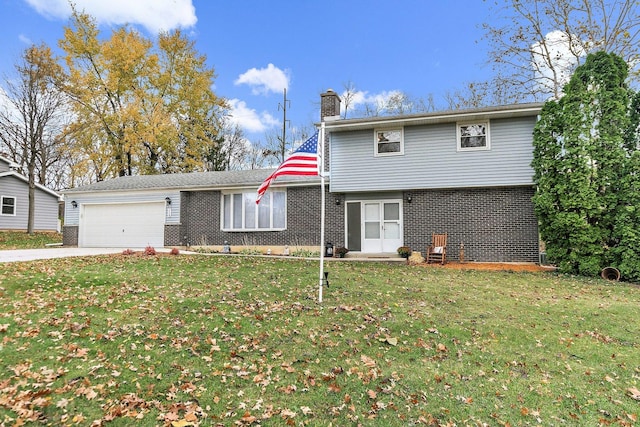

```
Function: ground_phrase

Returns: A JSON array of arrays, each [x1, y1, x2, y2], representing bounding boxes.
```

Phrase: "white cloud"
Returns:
[[227, 99, 279, 133], [531, 30, 586, 98], [0, 86, 19, 122], [234, 64, 289, 96], [18, 34, 33, 45], [339, 89, 404, 115], [24, 0, 197, 34]]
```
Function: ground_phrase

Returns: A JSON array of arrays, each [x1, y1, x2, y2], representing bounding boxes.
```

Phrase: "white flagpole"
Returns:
[[318, 122, 326, 303]]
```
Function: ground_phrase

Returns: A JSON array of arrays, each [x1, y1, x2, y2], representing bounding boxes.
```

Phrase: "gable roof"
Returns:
[[64, 168, 322, 194], [0, 155, 19, 169], [0, 171, 62, 199], [322, 102, 544, 132]]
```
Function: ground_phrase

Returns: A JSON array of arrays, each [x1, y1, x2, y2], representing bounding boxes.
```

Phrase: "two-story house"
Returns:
[[62, 90, 542, 263], [321, 90, 542, 262]]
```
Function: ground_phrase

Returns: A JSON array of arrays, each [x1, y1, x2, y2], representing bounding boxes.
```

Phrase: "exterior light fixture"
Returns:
[[71, 200, 78, 208], [165, 197, 172, 205], [406, 194, 412, 203]]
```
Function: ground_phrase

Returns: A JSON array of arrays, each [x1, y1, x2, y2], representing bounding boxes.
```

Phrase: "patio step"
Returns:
[[341, 252, 404, 261]]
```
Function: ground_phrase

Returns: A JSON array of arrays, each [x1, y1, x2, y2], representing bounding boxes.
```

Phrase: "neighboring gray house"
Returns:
[[63, 91, 543, 262], [0, 156, 61, 232]]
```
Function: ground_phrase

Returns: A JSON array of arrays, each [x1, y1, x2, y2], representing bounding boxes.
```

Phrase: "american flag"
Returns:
[[256, 131, 319, 204]]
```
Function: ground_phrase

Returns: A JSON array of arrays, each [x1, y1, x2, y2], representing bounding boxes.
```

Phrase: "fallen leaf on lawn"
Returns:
[[328, 383, 341, 393], [367, 389, 377, 399], [300, 406, 312, 415], [627, 387, 640, 400], [281, 408, 296, 418], [84, 388, 98, 400], [171, 420, 194, 427], [361, 355, 376, 367], [240, 411, 257, 423], [164, 412, 180, 422]]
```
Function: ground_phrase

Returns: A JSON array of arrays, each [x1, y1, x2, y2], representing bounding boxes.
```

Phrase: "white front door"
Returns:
[[361, 201, 402, 253]]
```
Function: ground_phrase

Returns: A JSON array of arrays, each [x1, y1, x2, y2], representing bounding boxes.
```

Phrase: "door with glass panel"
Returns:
[[361, 201, 402, 253]]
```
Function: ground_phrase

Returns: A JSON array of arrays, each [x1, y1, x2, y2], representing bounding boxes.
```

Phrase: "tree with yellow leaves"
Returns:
[[59, 9, 227, 179]]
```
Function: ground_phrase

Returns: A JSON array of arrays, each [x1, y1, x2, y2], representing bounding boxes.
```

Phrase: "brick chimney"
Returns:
[[320, 89, 341, 121]]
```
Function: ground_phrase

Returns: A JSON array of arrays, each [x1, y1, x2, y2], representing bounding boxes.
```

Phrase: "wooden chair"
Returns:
[[426, 233, 447, 264]]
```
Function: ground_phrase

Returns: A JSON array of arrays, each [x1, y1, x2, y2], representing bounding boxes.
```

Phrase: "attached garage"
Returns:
[[79, 202, 166, 248]]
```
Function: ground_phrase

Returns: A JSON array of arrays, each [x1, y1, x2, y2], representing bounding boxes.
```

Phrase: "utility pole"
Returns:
[[278, 88, 290, 161]]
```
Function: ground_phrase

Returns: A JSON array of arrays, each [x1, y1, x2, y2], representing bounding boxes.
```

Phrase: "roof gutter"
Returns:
[[320, 103, 544, 132]]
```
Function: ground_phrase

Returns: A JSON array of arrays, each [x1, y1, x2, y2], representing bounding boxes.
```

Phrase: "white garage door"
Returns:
[[79, 202, 165, 248]]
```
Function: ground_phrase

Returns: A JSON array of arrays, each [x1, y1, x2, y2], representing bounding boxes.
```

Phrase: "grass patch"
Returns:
[[0, 254, 639, 425], [0, 231, 62, 249]]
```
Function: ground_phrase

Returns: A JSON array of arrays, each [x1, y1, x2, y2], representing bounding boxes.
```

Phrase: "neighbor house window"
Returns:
[[457, 122, 490, 151], [1, 196, 16, 215], [375, 129, 403, 156], [222, 190, 286, 231]]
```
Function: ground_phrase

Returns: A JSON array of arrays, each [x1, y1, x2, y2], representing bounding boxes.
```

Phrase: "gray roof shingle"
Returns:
[[64, 169, 322, 194]]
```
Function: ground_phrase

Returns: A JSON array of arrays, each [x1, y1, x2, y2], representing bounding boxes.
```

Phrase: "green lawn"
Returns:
[[0, 231, 62, 249], [0, 254, 638, 426]]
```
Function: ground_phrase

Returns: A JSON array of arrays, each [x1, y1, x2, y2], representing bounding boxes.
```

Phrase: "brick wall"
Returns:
[[65, 184, 538, 262], [179, 186, 344, 248], [403, 186, 539, 262], [320, 89, 340, 174], [63, 225, 78, 246], [320, 89, 340, 119], [164, 224, 182, 246]]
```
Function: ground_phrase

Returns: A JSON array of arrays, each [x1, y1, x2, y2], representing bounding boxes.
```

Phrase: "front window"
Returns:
[[222, 190, 286, 231], [458, 122, 490, 151], [375, 129, 403, 156], [1, 196, 16, 215]]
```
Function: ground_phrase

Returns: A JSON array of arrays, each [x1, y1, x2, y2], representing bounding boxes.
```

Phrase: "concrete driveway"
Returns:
[[0, 247, 144, 263]]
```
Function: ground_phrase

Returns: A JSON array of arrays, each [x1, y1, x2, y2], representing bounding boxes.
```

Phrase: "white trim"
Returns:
[[374, 128, 404, 157], [0, 156, 19, 169], [457, 121, 491, 151], [0, 171, 61, 199], [220, 189, 287, 232], [345, 197, 404, 253], [322, 103, 543, 133], [0, 195, 16, 216]]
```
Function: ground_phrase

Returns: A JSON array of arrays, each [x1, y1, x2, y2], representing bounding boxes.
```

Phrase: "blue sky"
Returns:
[[0, 0, 495, 143]]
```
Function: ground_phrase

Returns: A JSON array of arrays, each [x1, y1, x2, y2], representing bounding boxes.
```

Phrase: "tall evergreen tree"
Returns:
[[532, 51, 639, 279]]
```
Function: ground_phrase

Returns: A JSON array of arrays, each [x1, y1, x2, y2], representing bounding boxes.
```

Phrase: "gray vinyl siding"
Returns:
[[0, 175, 59, 231], [0, 160, 10, 173], [329, 116, 537, 193], [64, 190, 181, 226]]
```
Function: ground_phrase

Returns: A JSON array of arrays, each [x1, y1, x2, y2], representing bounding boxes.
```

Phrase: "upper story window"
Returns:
[[222, 190, 286, 231], [457, 122, 490, 151], [1, 196, 16, 215], [375, 129, 404, 156]]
